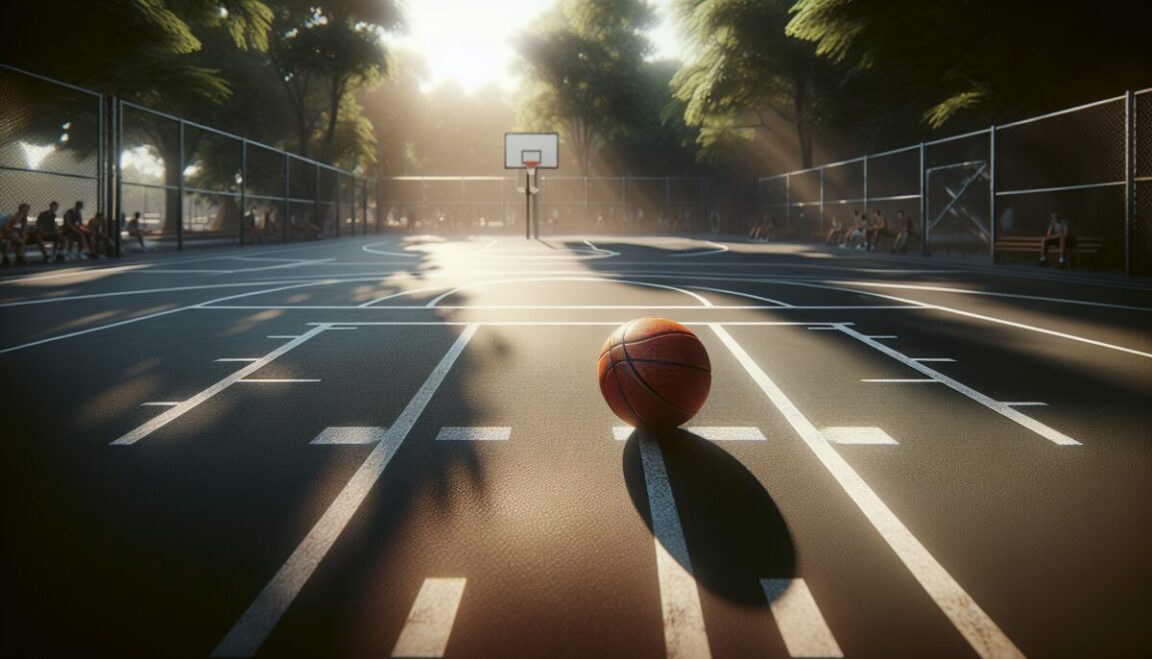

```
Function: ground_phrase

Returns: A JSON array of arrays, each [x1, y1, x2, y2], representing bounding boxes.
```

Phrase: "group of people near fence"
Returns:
[[821, 209, 915, 252], [0, 201, 148, 267]]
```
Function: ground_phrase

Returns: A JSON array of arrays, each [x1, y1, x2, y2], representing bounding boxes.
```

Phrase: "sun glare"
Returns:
[[391, 0, 688, 94]]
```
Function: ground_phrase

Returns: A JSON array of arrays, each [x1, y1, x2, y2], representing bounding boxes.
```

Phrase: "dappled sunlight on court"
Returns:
[[10, 264, 149, 287], [78, 374, 161, 424], [219, 309, 284, 337]]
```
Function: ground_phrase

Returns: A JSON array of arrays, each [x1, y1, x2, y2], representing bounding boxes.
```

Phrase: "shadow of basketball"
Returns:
[[622, 428, 796, 606]]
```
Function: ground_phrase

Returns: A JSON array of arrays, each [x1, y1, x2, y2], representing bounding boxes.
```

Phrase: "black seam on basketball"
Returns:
[[618, 329, 697, 349], [619, 320, 696, 414], [612, 363, 649, 427], [623, 357, 710, 373]]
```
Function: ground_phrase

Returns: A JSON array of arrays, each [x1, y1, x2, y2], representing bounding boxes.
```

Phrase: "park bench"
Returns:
[[993, 235, 1104, 268]]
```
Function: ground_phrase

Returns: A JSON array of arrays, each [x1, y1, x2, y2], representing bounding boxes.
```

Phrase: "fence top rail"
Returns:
[[996, 94, 1127, 130], [870, 144, 920, 159], [923, 126, 992, 147], [0, 63, 104, 99], [385, 176, 509, 182], [1135, 87, 1152, 97]]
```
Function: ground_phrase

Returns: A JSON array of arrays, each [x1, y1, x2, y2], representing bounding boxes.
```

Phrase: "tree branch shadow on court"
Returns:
[[621, 428, 795, 606]]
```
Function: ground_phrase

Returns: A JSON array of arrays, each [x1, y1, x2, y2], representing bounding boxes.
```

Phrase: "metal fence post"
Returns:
[[919, 143, 928, 257], [785, 174, 791, 224], [177, 121, 185, 251], [1125, 89, 1135, 276], [989, 125, 997, 260], [113, 97, 123, 258], [862, 155, 869, 214], [284, 154, 290, 243], [239, 140, 247, 247], [819, 168, 826, 228]]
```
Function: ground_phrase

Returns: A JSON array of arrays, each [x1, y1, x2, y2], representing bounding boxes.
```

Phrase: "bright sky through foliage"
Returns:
[[391, 0, 687, 94]]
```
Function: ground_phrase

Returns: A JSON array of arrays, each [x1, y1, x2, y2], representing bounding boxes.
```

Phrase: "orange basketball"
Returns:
[[597, 317, 712, 429]]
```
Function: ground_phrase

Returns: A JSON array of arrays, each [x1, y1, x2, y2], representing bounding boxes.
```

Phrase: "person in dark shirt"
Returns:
[[62, 200, 94, 258], [1, 203, 31, 266], [27, 201, 65, 263]]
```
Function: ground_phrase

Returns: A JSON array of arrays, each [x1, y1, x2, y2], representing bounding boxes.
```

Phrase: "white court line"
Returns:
[[391, 578, 467, 658], [668, 241, 729, 258], [0, 280, 310, 308], [211, 324, 478, 658], [1004, 402, 1048, 407], [313, 321, 841, 328], [638, 433, 712, 659], [216, 358, 259, 363], [687, 285, 791, 307], [310, 426, 388, 445], [239, 378, 321, 383], [838, 325, 1082, 446], [822, 427, 899, 445], [711, 324, 1025, 659], [200, 304, 918, 311], [688, 426, 766, 441], [842, 290, 1152, 359], [913, 357, 956, 363], [111, 325, 331, 445], [841, 281, 1152, 312], [362, 241, 421, 258], [140, 401, 180, 407], [435, 426, 511, 441], [423, 276, 713, 308], [861, 378, 937, 383], [761, 579, 843, 659], [867, 335, 898, 339]]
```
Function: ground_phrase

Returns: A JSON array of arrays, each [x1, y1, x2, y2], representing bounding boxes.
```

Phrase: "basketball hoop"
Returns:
[[524, 160, 539, 179]]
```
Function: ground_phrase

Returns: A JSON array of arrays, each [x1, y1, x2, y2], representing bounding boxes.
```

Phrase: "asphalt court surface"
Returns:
[[1, 235, 1150, 658]]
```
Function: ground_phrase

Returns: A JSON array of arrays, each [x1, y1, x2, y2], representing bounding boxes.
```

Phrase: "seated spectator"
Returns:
[[824, 215, 844, 245], [126, 212, 151, 251], [27, 201, 65, 263], [86, 212, 114, 256], [1039, 212, 1073, 267], [890, 210, 916, 252], [840, 210, 866, 249], [62, 200, 94, 258], [865, 209, 889, 251], [1, 203, 31, 267]]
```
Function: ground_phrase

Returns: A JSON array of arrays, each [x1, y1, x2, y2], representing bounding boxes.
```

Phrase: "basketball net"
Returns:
[[524, 160, 539, 180]]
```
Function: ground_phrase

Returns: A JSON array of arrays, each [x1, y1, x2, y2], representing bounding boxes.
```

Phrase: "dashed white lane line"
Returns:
[[391, 578, 467, 658], [112, 325, 331, 446], [822, 427, 899, 445], [435, 427, 511, 441], [212, 324, 478, 658], [310, 426, 388, 445], [837, 324, 1081, 446], [238, 378, 322, 383], [761, 579, 843, 659], [612, 426, 765, 441], [638, 433, 712, 659], [861, 378, 937, 383], [711, 324, 1025, 659]]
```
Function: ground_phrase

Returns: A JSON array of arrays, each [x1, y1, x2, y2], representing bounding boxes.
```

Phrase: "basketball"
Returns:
[[597, 317, 712, 429]]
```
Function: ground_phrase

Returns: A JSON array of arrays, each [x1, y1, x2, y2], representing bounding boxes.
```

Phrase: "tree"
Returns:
[[670, 0, 833, 169], [267, 0, 402, 164], [516, 0, 655, 176]]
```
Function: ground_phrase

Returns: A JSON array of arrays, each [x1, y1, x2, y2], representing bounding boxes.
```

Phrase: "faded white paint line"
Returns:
[[913, 357, 956, 363], [807, 326, 839, 331], [1004, 401, 1048, 407], [838, 324, 1081, 446], [212, 324, 477, 658], [266, 335, 300, 339], [113, 325, 330, 446], [822, 427, 899, 445], [712, 324, 1024, 659], [639, 433, 712, 659], [761, 579, 843, 659], [215, 358, 259, 363], [391, 578, 467, 658], [861, 378, 937, 383], [435, 427, 511, 442], [239, 378, 322, 383], [867, 335, 898, 339], [688, 426, 766, 441], [310, 426, 388, 445], [140, 401, 180, 407]]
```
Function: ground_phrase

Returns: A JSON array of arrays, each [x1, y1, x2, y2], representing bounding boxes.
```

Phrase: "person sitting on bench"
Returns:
[[1039, 212, 1072, 267]]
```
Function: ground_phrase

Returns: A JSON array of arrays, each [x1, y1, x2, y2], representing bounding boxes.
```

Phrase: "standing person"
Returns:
[[30, 201, 65, 262], [865, 209, 889, 251], [1, 203, 31, 266], [62, 200, 94, 258], [1039, 212, 1072, 266]]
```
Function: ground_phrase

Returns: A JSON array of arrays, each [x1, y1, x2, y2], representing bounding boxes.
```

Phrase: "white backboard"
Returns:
[[504, 132, 559, 169]]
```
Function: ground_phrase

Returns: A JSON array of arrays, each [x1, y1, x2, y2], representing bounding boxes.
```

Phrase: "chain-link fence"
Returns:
[[760, 89, 1152, 274], [1, 65, 106, 259], [2, 63, 379, 256]]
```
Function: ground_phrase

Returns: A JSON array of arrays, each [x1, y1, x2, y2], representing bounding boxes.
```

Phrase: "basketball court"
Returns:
[[2, 230, 1150, 658]]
